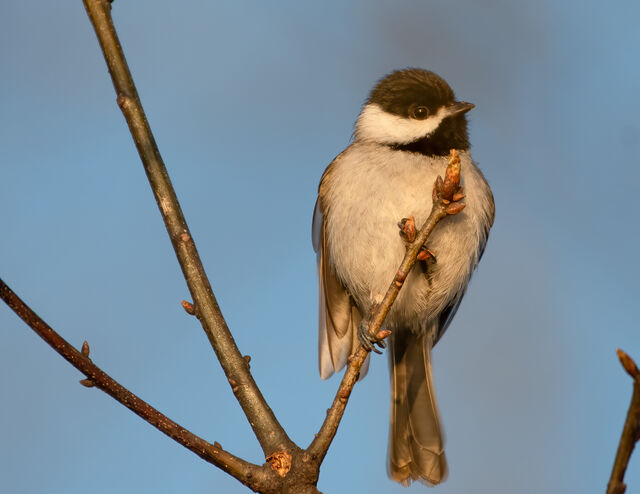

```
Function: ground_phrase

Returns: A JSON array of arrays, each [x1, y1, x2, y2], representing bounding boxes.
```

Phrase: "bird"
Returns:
[[312, 68, 494, 486]]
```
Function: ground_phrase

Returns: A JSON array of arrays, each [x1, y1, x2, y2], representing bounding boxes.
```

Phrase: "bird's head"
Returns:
[[355, 68, 473, 156]]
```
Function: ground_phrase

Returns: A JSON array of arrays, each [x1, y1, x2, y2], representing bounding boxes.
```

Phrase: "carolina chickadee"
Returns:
[[312, 68, 494, 486]]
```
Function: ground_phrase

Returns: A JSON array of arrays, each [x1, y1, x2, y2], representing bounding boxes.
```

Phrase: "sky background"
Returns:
[[1, 1, 639, 493]]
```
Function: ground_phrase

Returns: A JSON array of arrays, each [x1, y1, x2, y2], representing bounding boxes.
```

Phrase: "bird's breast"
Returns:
[[321, 143, 491, 331]]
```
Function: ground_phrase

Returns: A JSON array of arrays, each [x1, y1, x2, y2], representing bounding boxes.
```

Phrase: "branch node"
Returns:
[[79, 378, 95, 388], [81, 340, 91, 358], [417, 248, 436, 262], [398, 216, 416, 243], [266, 451, 292, 478], [181, 300, 196, 316], [243, 355, 251, 368], [609, 482, 627, 494], [228, 377, 239, 392], [116, 93, 131, 110], [338, 389, 350, 404]]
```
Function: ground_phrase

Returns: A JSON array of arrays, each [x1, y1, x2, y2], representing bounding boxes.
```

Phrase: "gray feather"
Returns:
[[388, 328, 448, 486], [314, 199, 369, 380]]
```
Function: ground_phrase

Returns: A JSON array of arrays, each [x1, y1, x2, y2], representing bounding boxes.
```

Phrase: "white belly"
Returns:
[[322, 143, 492, 332]]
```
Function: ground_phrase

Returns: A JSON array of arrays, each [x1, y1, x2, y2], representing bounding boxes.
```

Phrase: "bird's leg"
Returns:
[[357, 301, 388, 354]]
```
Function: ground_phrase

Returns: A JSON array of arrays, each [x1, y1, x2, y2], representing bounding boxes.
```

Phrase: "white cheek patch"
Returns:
[[355, 103, 448, 145]]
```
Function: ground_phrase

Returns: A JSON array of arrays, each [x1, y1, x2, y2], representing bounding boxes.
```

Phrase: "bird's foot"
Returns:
[[357, 320, 388, 354]]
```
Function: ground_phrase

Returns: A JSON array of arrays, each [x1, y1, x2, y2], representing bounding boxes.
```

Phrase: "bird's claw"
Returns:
[[358, 321, 386, 354]]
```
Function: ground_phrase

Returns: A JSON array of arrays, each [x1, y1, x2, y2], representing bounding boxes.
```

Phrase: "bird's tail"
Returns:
[[387, 330, 448, 486]]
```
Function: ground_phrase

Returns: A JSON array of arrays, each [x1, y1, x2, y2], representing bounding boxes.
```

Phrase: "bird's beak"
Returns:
[[448, 101, 475, 116]]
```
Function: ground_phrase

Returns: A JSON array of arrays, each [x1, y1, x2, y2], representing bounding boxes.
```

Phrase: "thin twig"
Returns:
[[0, 278, 273, 493], [607, 349, 640, 494], [81, 0, 291, 456], [308, 150, 465, 460]]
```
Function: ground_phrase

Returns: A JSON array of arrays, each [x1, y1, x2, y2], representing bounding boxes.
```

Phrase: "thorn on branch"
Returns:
[[617, 349, 640, 379]]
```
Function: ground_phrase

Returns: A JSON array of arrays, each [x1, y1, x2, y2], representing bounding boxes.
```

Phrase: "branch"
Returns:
[[81, 0, 291, 455], [607, 349, 640, 494], [308, 150, 466, 460], [0, 278, 274, 492], [3, 2, 473, 490]]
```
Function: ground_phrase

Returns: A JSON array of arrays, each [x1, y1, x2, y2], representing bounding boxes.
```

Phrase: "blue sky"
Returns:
[[1, 1, 639, 492]]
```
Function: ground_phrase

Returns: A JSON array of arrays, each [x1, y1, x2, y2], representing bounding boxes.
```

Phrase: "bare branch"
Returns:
[[607, 349, 640, 494], [81, 0, 291, 455], [1, 3, 484, 490], [308, 150, 466, 460], [0, 278, 273, 492]]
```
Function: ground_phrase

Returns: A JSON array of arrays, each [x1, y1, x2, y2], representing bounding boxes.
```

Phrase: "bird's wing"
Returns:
[[433, 185, 494, 344], [313, 187, 369, 380]]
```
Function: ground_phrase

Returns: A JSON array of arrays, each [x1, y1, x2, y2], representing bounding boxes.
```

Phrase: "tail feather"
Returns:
[[388, 330, 448, 486]]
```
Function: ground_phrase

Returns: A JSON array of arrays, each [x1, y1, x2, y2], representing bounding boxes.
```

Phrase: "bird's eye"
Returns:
[[410, 106, 429, 120]]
